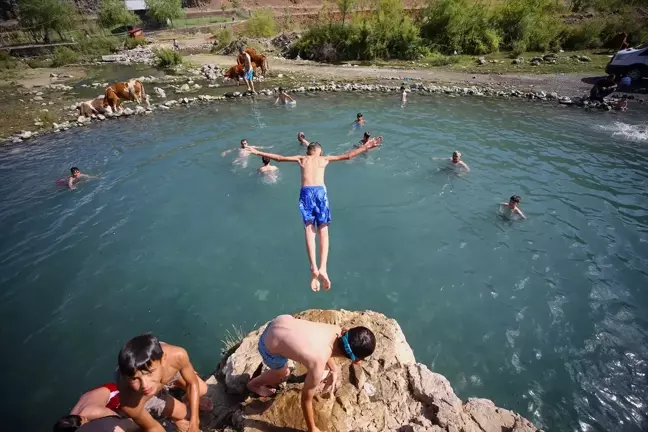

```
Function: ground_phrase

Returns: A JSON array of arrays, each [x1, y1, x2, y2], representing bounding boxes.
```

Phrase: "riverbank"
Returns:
[[198, 309, 543, 432], [1, 54, 645, 143]]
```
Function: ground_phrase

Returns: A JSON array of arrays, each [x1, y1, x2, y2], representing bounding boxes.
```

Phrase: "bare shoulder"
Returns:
[[163, 343, 190, 365]]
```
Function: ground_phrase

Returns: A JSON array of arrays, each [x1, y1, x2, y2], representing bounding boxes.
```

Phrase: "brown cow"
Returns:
[[237, 48, 269, 76], [77, 96, 113, 117], [103, 79, 149, 113], [225, 62, 257, 85]]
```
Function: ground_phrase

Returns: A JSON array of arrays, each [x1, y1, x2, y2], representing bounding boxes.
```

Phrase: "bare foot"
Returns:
[[199, 396, 214, 412], [248, 383, 277, 397], [310, 268, 320, 292], [174, 419, 190, 432], [319, 268, 331, 291]]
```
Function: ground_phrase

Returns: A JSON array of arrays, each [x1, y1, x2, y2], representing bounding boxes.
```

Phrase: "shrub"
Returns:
[[420, 0, 499, 55], [27, 58, 53, 68], [211, 27, 234, 52], [510, 40, 527, 57], [244, 9, 277, 38], [561, 21, 604, 50], [124, 37, 147, 49], [77, 36, 121, 56], [52, 47, 79, 66], [495, 0, 566, 52], [154, 48, 183, 67], [0, 51, 19, 70], [423, 52, 461, 66], [99, 0, 140, 28]]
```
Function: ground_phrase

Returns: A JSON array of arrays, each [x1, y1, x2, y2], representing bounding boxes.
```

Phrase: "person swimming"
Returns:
[[221, 139, 268, 169], [500, 195, 527, 219], [401, 86, 407, 103], [354, 132, 372, 149], [298, 132, 309, 146], [275, 87, 296, 105], [258, 156, 279, 183], [353, 113, 365, 127], [433, 152, 470, 172], [56, 167, 96, 190]]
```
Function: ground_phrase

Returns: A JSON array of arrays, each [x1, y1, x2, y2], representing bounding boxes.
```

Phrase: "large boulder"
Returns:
[[201, 310, 542, 432]]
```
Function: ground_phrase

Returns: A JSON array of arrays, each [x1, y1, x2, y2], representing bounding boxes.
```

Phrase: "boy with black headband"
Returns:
[[247, 314, 376, 432]]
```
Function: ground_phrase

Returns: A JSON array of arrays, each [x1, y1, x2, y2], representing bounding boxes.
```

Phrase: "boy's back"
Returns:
[[299, 155, 328, 187], [265, 315, 339, 369]]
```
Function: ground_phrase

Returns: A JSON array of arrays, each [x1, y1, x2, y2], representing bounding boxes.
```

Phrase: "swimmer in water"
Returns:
[[615, 95, 628, 112], [248, 137, 383, 292], [353, 113, 365, 127], [221, 139, 268, 168], [56, 167, 96, 190], [275, 87, 296, 105], [354, 132, 372, 148], [401, 86, 407, 103], [500, 195, 526, 219], [434, 151, 470, 172], [298, 132, 309, 146], [258, 156, 279, 181]]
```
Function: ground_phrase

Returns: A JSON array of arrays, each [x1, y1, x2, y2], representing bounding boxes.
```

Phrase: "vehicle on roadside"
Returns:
[[605, 41, 648, 81]]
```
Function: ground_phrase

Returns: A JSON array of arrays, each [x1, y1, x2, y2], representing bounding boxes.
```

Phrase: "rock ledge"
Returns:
[[201, 309, 542, 432]]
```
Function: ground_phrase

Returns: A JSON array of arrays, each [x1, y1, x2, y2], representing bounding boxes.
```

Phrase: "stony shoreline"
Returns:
[[2, 73, 640, 145], [199, 309, 542, 432]]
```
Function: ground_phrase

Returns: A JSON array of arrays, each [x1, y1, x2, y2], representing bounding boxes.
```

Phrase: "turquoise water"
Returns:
[[1, 93, 648, 431]]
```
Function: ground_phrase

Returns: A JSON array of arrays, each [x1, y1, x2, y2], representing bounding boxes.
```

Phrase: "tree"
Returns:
[[146, 0, 184, 27], [336, 0, 355, 25], [18, 0, 78, 43], [99, 0, 140, 28]]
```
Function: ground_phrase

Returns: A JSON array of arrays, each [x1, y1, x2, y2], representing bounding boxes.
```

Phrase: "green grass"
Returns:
[[364, 49, 611, 74], [173, 16, 229, 27]]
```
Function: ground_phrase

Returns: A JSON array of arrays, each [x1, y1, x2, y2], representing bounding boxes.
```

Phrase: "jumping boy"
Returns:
[[221, 139, 267, 168], [56, 167, 96, 190], [500, 195, 526, 219], [298, 132, 309, 146], [239, 47, 255, 93], [249, 137, 383, 291], [275, 87, 296, 105], [116, 334, 212, 432], [247, 314, 376, 432]]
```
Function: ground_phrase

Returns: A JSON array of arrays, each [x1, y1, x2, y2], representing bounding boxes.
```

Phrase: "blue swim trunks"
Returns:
[[299, 186, 331, 227], [244, 67, 254, 81], [258, 321, 288, 370]]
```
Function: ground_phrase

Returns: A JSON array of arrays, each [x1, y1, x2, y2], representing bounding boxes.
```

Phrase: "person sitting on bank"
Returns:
[[590, 74, 617, 102]]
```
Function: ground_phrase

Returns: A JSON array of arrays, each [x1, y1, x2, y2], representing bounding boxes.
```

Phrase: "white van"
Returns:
[[605, 42, 648, 80]]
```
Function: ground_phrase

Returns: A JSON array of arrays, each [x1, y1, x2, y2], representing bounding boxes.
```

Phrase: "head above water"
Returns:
[[363, 132, 371, 139], [53, 415, 86, 432], [357, 113, 363, 120], [240, 139, 248, 148], [278, 87, 284, 93], [117, 334, 164, 394], [262, 156, 270, 165], [337, 326, 376, 361], [298, 132, 305, 138], [509, 195, 521, 205], [452, 151, 461, 161], [70, 167, 80, 177], [400, 86, 405, 91], [306, 142, 322, 155]]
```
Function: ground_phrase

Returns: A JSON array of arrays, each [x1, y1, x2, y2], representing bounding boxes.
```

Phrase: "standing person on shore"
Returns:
[[239, 47, 255, 93], [248, 137, 383, 291]]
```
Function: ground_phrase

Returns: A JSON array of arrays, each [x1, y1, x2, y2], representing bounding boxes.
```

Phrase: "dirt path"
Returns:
[[188, 53, 598, 96]]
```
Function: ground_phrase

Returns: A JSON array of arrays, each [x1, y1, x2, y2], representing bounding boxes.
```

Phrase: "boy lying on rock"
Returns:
[[247, 314, 377, 432]]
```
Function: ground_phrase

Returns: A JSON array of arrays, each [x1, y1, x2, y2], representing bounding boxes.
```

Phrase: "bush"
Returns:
[[52, 47, 79, 66], [0, 51, 20, 70], [510, 40, 527, 57], [77, 36, 121, 56], [124, 37, 147, 49], [154, 48, 183, 67], [244, 9, 277, 38], [561, 21, 604, 50], [423, 52, 461, 66], [99, 0, 140, 28], [495, 0, 566, 52], [421, 0, 500, 55], [27, 58, 53, 68], [211, 27, 234, 52]]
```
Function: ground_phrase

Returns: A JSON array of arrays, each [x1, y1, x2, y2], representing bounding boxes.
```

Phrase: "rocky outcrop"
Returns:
[[200, 309, 542, 432]]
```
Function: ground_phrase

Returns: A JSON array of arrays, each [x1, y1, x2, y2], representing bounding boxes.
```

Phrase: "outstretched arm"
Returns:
[[249, 149, 303, 163], [458, 161, 470, 172], [221, 148, 235, 157], [516, 208, 527, 219], [432, 157, 450, 161], [326, 137, 383, 162]]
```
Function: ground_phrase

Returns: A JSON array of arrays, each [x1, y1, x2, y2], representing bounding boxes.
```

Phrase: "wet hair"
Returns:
[[262, 156, 270, 165], [240, 139, 247, 147], [53, 415, 82, 432], [338, 326, 376, 360], [278, 87, 284, 92], [452, 151, 460, 159], [357, 113, 363, 119], [306, 142, 322, 155], [401, 86, 405, 91], [510, 195, 521, 204], [70, 167, 80, 174], [298, 132, 305, 138], [364, 132, 371, 138], [117, 334, 164, 378]]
